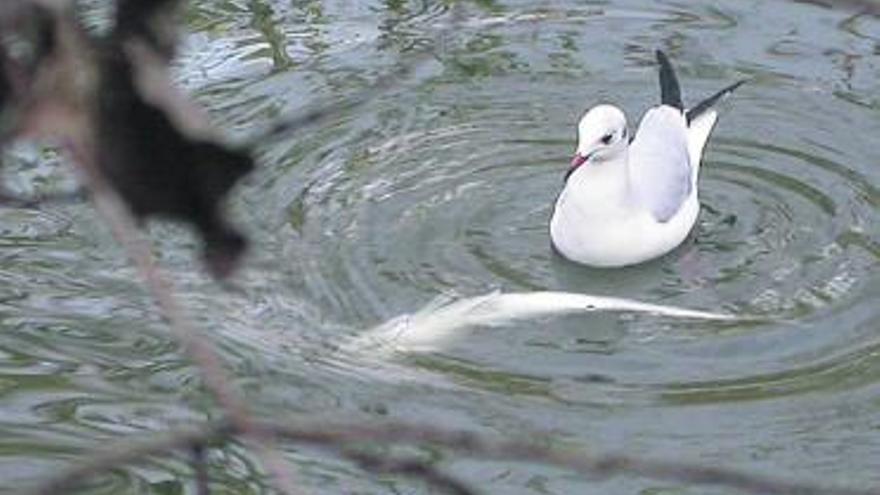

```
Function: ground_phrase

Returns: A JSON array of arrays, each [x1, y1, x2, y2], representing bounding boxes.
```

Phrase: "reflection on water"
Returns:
[[1, 0, 879, 493]]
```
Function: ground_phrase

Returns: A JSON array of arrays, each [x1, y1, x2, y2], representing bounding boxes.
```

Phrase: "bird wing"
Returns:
[[630, 51, 743, 221], [628, 105, 693, 222]]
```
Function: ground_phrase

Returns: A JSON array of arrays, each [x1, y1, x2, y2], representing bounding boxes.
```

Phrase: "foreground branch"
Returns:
[[66, 142, 302, 495], [343, 451, 478, 495], [27, 418, 880, 495]]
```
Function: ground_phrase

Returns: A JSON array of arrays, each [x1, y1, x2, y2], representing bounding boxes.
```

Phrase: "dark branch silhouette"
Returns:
[[25, 419, 880, 495], [192, 444, 211, 495]]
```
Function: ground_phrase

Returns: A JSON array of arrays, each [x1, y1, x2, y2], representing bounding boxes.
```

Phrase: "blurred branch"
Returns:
[[0, 0, 299, 493], [192, 444, 211, 495], [63, 116, 302, 495], [26, 418, 880, 495], [239, 0, 466, 150], [343, 451, 478, 495], [240, 40, 440, 150], [794, 0, 880, 15]]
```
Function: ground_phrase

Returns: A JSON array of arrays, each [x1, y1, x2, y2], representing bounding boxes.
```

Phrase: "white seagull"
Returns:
[[550, 50, 745, 267]]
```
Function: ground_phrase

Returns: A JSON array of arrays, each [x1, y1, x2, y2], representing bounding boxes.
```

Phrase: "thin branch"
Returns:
[[343, 450, 478, 495], [0, 188, 87, 207], [239, 55, 436, 150], [62, 133, 302, 495], [25, 425, 222, 495], [263, 421, 880, 495], [234, 2, 468, 161], [792, 0, 880, 15], [25, 418, 880, 495], [239, 20, 448, 150], [192, 444, 210, 495]]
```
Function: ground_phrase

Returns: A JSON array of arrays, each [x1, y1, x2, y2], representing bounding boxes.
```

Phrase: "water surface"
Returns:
[[1, 0, 879, 493]]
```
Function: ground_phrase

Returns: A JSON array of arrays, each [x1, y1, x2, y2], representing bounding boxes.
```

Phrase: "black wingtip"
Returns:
[[656, 49, 683, 111], [685, 78, 748, 124]]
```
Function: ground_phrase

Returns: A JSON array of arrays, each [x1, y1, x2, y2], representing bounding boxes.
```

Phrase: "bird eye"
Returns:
[[600, 133, 614, 145]]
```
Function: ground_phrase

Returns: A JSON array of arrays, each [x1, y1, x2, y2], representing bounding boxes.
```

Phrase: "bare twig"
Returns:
[[63, 139, 302, 495], [0, 188, 87, 207], [239, 12, 449, 150], [791, 0, 880, 15], [343, 451, 478, 495], [4, 3, 302, 490], [192, 444, 210, 495], [26, 418, 880, 495], [26, 425, 221, 495], [240, 56, 437, 150]]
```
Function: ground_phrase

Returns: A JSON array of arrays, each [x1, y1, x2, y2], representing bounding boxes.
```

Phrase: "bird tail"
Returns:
[[686, 79, 747, 124], [656, 50, 684, 111]]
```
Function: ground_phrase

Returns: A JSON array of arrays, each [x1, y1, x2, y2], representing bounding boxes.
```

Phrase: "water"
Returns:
[[1, 0, 879, 493]]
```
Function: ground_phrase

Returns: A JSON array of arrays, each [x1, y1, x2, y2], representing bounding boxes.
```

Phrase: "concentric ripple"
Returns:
[[252, 1, 880, 405]]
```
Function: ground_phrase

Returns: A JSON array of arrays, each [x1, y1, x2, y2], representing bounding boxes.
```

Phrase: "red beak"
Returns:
[[564, 153, 589, 181]]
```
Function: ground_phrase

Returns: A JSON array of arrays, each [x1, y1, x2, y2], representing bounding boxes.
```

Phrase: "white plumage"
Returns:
[[550, 50, 743, 267]]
